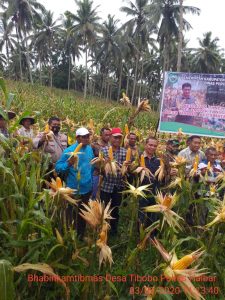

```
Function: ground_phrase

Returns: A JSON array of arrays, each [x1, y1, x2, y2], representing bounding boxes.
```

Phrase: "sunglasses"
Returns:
[[81, 134, 90, 139]]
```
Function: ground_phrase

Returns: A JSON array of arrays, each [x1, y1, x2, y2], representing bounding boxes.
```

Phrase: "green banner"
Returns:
[[159, 72, 225, 138]]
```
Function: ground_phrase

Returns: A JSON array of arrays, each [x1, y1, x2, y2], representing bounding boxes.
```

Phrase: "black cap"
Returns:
[[0, 110, 16, 120], [167, 139, 180, 146]]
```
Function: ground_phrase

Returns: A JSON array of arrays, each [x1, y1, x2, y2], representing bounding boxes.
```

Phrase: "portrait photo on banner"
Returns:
[[159, 72, 225, 138]]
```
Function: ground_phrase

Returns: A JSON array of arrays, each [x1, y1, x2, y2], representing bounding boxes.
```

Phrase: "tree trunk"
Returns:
[[163, 37, 170, 74], [131, 55, 139, 104], [16, 26, 23, 81], [106, 80, 110, 101], [68, 52, 71, 91], [117, 60, 123, 101], [138, 59, 144, 100], [104, 76, 108, 99], [49, 62, 53, 88], [84, 45, 88, 99], [73, 56, 76, 90], [110, 83, 113, 100], [24, 32, 33, 84], [126, 71, 130, 95], [92, 81, 95, 96], [39, 57, 42, 85], [6, 41, 10, 73], [100, 73, 105, 98], [177, 0, 184, 72]]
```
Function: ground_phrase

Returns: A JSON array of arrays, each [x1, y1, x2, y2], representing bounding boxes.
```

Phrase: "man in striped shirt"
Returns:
[[100, 127, 128, 235]]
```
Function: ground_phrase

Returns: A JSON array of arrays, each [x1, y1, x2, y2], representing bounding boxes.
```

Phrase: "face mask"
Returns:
[[51, 126, 60, 133], [172, 149, 179, 155]]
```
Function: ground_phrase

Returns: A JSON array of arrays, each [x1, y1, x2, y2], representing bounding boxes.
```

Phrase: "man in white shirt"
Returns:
[[178, 135, 205, 174], [17, 116, 36, 140], [33, 116, 67, 164]]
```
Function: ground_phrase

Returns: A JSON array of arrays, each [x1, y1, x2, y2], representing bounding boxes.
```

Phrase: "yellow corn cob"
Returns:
[[77, 169, 81, 181], [207, 161, 211, 170], [89, 119, 94, 129], [99, 151, 103, 159], [108, 146, 114, 161], [172, 255, 194, 270], [193, 161, 198, 172], [56, 177, 63, 189], [140, 154, 145, 168], [195, 155, 199, 165], [162, 195, 172, 208], [177, 128, 183, 137], [219, 145, 223, 153], [68, 136, 73, 145], [98, 224, 108, 244], [55, 228, 64, 245], [74, 143, 83, 153], [99, 230, 106, 241], [44, 124, 50, 133], [126, 148, 131, 162], [125, 124, 129, 135], [210, 185, 216, 194]]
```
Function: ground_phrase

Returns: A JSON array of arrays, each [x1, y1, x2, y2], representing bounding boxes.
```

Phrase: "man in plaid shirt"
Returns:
[[100, 127, 128, 235]]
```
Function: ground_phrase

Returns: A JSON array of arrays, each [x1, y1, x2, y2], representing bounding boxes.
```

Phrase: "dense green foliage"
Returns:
[[0, 79, 225, 299]]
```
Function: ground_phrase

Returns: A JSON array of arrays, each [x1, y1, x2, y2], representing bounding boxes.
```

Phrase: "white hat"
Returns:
[[76, 127, 90, 137], [198, 162, 207, 170]]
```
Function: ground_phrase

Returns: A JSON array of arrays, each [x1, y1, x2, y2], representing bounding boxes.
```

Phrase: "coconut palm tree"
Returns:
[[95, 14, 121, 100], [0, 53, 6, 71], [68, 0, 100, 99], [4, 0, 45, 82], [120, 0, 156, 103], [177, 0, 183, 72], [32, 10, 60, 86], [150, 0, 200, 73], [191, 32, 222, 73], [60, 12, 82, 91], [0, 12, 16, 71]]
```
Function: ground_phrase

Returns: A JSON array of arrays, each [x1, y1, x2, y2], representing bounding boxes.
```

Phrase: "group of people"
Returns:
[[1, 110, 225, 239]]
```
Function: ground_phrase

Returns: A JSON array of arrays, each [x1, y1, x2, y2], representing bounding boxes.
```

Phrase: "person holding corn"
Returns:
[[125, 132, 139, 159], [138, 137, 160, 229], [33, 116, 67, 165], [55, 127, 94, 239], [100, 127, 130, 235], [91, 127, 111, 199]]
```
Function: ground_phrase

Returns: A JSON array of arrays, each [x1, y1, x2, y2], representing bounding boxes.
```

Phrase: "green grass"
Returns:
[[2, 80, 225, 300]]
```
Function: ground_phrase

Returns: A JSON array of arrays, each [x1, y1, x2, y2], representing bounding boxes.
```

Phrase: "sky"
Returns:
[[38, 0, 225, 49]]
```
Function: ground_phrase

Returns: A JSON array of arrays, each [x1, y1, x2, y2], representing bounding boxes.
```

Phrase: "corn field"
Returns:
[[0, 79, 225, 300]]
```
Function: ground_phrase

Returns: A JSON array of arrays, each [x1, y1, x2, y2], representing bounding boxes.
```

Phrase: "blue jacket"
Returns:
[[55, 142, 94, 195]]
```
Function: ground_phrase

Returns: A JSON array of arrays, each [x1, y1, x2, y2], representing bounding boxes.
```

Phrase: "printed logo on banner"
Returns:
[[168, 72, 178, 84]]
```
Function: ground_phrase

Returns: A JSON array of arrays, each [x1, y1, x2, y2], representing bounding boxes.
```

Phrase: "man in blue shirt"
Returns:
[[55, 127, 94, 239]]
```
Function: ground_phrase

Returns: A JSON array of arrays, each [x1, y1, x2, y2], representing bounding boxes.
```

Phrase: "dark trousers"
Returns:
[[100, 187, 122, 234], [92, 175, 99, 199], [66, 192, 91, 239]]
